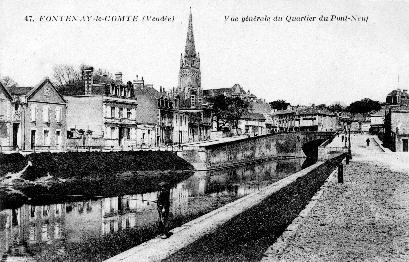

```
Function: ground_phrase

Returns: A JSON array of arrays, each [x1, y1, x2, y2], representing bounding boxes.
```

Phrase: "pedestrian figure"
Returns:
[[157, 181, 172, 239], [366, 138, 370, 147]]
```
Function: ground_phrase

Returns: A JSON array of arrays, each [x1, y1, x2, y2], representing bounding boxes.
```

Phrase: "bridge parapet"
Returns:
[[178, 132, 336, 170]]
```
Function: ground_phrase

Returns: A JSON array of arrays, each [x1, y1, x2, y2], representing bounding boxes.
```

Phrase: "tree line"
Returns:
[[269, 98, 382, 114]]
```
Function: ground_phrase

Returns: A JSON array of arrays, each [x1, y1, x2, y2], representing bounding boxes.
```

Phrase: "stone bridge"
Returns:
[[177, 132, 335, 170]]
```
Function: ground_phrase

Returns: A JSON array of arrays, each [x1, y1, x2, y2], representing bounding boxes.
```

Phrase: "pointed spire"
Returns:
[[185, 7, 196, 58]]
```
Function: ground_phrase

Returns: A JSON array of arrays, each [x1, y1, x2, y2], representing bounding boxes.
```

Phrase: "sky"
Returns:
[[1, 0, 409, 106]]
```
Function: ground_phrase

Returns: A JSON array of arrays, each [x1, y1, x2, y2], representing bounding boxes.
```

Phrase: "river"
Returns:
[[0, 157, 311, 261]]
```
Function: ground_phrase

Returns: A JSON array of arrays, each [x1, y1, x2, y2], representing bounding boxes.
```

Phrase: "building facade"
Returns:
[[386, 89, 409, 106], [384, 107, 409, 152], [3, 79, 67, 151], [64, 68, 150, 148], [271, 107, 338, 132], [0, 82, 17, 150]]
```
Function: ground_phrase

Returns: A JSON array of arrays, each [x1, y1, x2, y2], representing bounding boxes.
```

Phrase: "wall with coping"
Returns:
[[178, 132, 333, 170]]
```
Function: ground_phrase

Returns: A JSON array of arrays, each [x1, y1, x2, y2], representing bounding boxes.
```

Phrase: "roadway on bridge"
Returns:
[[262, 134, 409, 261]]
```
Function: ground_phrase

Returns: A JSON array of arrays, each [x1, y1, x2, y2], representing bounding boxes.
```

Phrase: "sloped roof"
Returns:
[[7, 86, 33, 95], [0, 82, 12, 100], [387, 89, 409, 97]]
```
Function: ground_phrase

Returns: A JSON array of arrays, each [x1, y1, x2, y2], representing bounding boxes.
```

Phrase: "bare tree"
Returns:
[[52, 64, 82, 87], [1, 75, 17, 88]]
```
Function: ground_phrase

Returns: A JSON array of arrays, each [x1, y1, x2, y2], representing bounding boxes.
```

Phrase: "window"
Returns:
[[56, 130, 61, 146], [180, 116, 182, 126], [54, 224, 61, 239], [42, 205, 50, 218], [55, 107, 61, 123], [30, 104, 37, 122], [55, 204, 62, 216], [30, 206, 36, 219], [126, 128, 130, 140], [29, 226, 36, 242], [111, 107, 115, 118], [110, 127, 115, 139], [0, 98, 6, 118], [42, 106, 49, 123], [127, 108, 132, 119], [119, 108, 123, 118], [41, 225, 49, 242], [43, 130, 50, 145]]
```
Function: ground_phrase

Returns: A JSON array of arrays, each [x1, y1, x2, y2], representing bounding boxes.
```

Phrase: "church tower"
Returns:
[[178, 8, 202, 108]]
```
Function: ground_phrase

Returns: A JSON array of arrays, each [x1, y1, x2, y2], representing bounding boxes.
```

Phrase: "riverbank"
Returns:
[[0, 151, 194, 209], [262, 134, 409, 261]]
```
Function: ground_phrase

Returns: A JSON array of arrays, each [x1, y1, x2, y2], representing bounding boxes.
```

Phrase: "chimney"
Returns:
[[82, 66, 94, 95], [132, 75, 144, 90], [115, 72, 123, 83]]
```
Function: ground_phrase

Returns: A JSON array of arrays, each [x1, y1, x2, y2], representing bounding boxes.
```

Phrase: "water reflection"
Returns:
[[0, 158, 307, 261]]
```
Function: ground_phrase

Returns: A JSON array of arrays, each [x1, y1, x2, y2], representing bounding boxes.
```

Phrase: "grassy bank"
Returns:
[[0, 151, 193, 180], [0, 151, 194, 209]]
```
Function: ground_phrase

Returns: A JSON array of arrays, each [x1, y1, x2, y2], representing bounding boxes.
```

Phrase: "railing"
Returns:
[[0, 145, 18, 153]]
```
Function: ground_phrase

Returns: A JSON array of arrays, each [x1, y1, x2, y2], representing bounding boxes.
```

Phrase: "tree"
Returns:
[[52, 64, 82, 86], [209, 95, 229, 131], [208, 95, 249, 133], [225, 96, 250, 134], [328, 103, 346, 113], [269, 100, 290, 110], [347, 98, 381, 114], [51, 64, 113, 87], [1, 75, 17, 88], [316, 104, 327, 109]]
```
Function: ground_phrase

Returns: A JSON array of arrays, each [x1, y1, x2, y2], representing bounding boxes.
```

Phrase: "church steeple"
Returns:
[[178, 8, 202, 109], [184, 7, 196, 58]]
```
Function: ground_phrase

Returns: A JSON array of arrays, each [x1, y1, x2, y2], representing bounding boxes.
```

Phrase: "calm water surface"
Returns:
[[0, 158, 310, 261]]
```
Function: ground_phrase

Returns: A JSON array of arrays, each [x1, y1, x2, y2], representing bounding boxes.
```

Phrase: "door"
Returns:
[[30, 130, 36, 149], [56, 130, 61, 148], [403, 139, 408, 152], [12, 123, 19, 149]]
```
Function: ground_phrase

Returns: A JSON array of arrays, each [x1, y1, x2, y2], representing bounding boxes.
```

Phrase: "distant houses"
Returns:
[[270, 107, 339, 133]]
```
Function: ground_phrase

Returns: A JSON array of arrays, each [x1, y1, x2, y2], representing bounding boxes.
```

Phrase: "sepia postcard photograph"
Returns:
[[1, 0, 409, 261]]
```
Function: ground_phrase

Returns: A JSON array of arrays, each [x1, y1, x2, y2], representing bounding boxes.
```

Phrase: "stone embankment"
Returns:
[[262, 134, 409, 261], [106, 154, 344, 262]]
